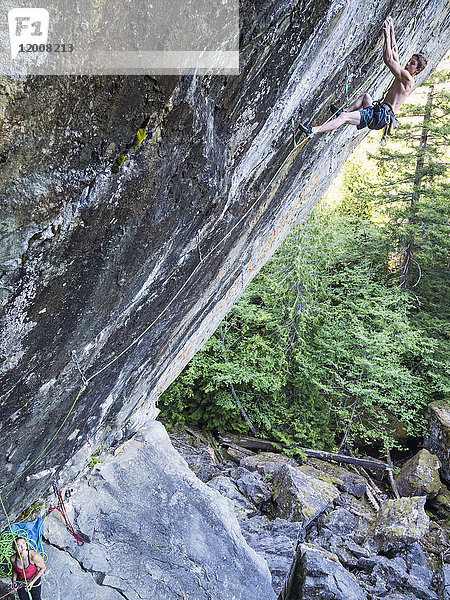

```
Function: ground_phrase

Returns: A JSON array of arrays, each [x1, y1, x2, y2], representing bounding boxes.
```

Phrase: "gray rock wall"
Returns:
[[1, 0, 450, 518], [42, 421, 276, 600]]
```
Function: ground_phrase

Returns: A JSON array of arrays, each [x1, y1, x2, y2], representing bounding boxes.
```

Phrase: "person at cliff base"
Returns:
[[298, 17, 427, 139], [10, 537, 46, 600]]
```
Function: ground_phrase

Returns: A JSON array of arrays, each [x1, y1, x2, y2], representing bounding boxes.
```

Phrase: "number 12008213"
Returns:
[[18, 43, 74, 52]]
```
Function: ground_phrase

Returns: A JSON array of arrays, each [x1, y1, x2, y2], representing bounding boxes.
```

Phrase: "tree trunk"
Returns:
[[217, 432, 390, 471], [219, 325, 257, 434], [400, 86, 434, 289]]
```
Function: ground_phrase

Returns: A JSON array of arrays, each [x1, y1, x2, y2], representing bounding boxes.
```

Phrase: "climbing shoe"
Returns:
[[298, 123, 314, 138], [329, 103, 343, 117]]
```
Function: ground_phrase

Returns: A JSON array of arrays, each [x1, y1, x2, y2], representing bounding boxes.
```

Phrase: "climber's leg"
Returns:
[[311, 110, 361, 133], [344, 92, 373, 112]]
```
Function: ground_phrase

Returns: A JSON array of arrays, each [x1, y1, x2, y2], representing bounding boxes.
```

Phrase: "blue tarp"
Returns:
[[9, 518, 43, 553]]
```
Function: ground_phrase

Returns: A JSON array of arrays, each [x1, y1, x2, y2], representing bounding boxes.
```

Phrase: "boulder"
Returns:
[[207, 475, 258, 519], [307, 526, 357, 567], [424, 402, 450, 483], [305, 509, 368, 569], [44, 421, 276, 600], [323, 507, 358, 536], [345, 541, 371, 560], [442, 563, 450, 600], [282, 543, 367, 600], [272, 464, 340, 525], [240, 516, 302, 596], [395, 449, 442, 498], [435, 483, 450, 509], [240, 452, 296, 478], [228, 466, 272, 506], [368, 555, 438, 600], [400, 542, 434, 589], [367, 496, 430, 553], [308, 458, 367, 498], [226, 445, 255, 464]]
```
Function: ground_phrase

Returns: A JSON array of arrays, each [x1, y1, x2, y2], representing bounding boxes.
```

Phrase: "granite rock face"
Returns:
[[42, 421, 276, 600], [1, 0, 450, 519]]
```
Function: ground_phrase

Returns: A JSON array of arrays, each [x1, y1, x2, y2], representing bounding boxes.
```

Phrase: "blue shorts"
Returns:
[[357, 104, 393, 131]]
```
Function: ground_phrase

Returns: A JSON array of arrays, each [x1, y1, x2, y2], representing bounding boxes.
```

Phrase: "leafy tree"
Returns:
[[159, 70, 449, 454]]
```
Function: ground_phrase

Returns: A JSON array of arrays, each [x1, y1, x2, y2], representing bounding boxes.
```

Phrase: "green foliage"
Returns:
[[88, 443, 109, 467], [160, 75, 449, 453]]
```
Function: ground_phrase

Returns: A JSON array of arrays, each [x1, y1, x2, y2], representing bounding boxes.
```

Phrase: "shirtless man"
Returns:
[[299, 17, 427, 138]]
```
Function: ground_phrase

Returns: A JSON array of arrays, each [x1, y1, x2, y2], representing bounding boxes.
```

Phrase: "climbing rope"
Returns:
[[0, 496, 32, 600], [48, 482, 84, 547], [0, 525, 47, 579], [0, 56, 364, 501], [0, 14, 420, 520]]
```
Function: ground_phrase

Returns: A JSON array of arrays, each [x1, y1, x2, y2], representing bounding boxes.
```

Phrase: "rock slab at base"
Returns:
[[44, 421, 276, 600]]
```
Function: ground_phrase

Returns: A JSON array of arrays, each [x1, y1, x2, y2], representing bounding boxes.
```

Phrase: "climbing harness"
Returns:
[[380, 111, 398, 146], [49, 481, 84, 547]]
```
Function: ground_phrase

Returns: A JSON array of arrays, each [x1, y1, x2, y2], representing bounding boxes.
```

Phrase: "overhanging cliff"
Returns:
[[1, 0, 449, 519]]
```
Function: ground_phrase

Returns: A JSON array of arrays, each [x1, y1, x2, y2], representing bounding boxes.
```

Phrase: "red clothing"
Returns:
[[15, 550, 38, 581]]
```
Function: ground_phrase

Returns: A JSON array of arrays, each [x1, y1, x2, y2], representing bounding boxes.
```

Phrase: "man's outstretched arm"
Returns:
[[383, 17, 411, 84], [388, 18, 399, 63]]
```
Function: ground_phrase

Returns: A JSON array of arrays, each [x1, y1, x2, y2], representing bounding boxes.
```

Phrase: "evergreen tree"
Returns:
[[159, 69, 449, 454]]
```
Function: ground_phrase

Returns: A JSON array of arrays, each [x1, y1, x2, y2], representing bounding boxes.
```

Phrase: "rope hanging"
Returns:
[[0, 17, 418, 520], [48, 482, 84, 547]]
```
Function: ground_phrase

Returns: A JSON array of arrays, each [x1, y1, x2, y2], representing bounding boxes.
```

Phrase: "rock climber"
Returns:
[[10, 537, 46, 600], [298, 17, 427, 139]]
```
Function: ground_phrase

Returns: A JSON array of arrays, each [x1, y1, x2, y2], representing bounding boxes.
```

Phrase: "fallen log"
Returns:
[[217, 432, 390, 472]]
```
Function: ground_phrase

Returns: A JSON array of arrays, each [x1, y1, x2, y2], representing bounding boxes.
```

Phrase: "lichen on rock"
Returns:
[[367, 496, 430, 553], [395, 449, 442, 499], [272, 464, 340, 525]]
